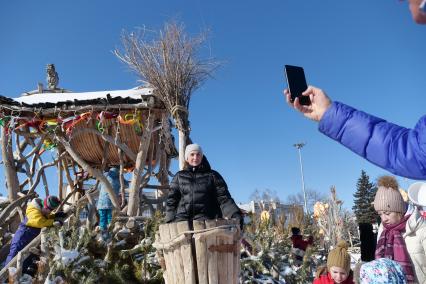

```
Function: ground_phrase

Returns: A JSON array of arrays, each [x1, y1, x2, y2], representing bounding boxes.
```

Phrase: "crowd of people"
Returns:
[[285, 1, 426, 283], [1, 0, 425, 282], [292, 176, 426, 284]]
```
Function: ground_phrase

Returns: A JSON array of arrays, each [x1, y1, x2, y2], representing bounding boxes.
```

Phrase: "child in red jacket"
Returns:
[[290, 227, 313, 265], [313, 240, 354, 284]]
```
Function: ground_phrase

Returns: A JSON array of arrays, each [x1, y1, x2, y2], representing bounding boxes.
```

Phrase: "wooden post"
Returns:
[[225, 220, 234, 284], [118, 148, 126, 207], [232, 219, 241, 284], [177, 221, 196, 284], [127, 114, 154, 216], [58, 153, 64, 200], [169, 222, 184, 284], [193, 220, 207, 284], [206, 219, 218, 284], [1, 127, 19, 201], [159, 224, 172, 284], [178, 130, 186, 170], [216, 219, 227, 284]]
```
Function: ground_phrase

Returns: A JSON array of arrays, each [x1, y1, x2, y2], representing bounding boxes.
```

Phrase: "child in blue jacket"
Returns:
[[96, 167, 128, 239]]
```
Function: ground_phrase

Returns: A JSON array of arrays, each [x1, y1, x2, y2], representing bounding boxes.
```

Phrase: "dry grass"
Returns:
[[115, 21, 220, 133]]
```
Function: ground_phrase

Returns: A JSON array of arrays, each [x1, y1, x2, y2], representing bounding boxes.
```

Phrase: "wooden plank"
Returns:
[[193, 220, 207, 284], [216, 219, 227, 284], [169, 222, 184, 284], [232, 218, 241, 284], [224, 219, 234, 284], [206, 219, 218, 284], [177, 221, 196, 284], [159, 224, 172, 284], [155, 232, 168, 284]]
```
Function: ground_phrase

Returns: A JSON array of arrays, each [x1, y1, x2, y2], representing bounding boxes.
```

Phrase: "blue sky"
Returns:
[[0, 1, 425, 209]]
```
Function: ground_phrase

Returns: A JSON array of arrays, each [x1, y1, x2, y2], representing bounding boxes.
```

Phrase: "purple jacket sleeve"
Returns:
[[318, 101, 426, 179]]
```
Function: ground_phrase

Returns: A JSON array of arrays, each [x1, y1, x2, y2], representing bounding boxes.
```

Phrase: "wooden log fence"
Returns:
[[154, 219, 241, 284]]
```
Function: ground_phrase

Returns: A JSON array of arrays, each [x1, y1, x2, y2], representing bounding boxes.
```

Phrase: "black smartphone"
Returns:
[[284, 65, 310, 105]]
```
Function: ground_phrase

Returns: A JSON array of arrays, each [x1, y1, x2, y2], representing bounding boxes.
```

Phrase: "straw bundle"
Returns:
[[115, 22, 219, 169]]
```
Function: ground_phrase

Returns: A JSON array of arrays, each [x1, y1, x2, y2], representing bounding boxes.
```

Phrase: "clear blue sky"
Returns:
[[0, 1, 425, 210]]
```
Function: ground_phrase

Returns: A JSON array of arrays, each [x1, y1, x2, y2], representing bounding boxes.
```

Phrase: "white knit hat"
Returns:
[[408, 182, 426, 207], [184, 144, 203, 161]]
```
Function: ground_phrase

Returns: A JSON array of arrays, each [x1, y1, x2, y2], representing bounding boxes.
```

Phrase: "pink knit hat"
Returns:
[[373, 176, 406, 214]]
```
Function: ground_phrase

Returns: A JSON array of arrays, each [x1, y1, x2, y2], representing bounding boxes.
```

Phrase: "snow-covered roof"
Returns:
[[15, 87, 154, 105]]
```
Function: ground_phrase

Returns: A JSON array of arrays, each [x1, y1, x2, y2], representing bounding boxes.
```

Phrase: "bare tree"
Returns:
[[249, 188, 280, 202], [115, 21, 220, 170], [287, 188, 327, 212]]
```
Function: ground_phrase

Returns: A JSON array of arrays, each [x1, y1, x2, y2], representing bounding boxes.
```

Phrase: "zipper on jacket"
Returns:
[[191, 167, 195, 220]]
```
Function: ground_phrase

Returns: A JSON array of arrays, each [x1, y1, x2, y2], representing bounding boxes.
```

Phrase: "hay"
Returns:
[[115, 21, 220, 134]]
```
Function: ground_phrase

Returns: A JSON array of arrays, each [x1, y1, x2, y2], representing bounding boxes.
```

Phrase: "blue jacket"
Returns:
[[97, 168, 128, 209], [319, 101, 426, 179]]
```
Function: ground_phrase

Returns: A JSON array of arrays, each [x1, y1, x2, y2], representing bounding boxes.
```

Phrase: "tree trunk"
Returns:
[[127, 115, 154, 216], [1, 127, 19, 201]]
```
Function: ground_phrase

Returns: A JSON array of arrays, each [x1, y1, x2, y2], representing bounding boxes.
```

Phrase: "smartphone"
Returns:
[[284, 65, 310, 105]]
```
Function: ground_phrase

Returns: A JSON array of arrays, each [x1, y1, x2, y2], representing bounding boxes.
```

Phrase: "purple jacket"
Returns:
[[319, 102, 426, 179]]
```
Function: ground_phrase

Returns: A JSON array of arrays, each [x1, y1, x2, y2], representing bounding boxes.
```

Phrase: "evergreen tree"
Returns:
[[352, 170, 378, 223]]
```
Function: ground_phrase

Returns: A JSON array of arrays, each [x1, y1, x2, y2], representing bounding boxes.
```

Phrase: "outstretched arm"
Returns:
[[319, 101, 426, 179], [285, 85, 426, 179]]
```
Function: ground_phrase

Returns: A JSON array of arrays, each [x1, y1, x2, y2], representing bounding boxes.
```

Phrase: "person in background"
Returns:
[[165, 144, 243, 228], [290, 226, 313, 266], [373, 176, 416, 282], [96, 167, 128, 240], [4, 195, 64, 273], [354, 258, 407, 284], [404, 182, 426, 283], [285, 1, 426, 180], [313, 240, 354, 284]]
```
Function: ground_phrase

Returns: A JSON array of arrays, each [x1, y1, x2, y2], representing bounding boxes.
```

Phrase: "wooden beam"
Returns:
[[127, 114, 154, 216], [56, 135, 120, 209], [1, 127, 19, 201]]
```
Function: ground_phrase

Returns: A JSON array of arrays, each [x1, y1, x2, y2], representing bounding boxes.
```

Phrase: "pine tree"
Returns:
[[352, 170, 378, 223]]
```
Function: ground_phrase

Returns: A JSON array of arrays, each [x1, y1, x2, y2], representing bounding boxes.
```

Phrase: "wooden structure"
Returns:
[[0, 65, 178, 275], [154, 219, 241, 284]]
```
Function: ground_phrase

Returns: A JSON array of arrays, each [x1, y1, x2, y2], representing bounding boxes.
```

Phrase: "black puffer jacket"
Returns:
[[165, 157, 241, 223]]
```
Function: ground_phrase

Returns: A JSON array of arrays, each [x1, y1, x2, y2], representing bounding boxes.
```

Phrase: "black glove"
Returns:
[[231, 213, 244, 231], [55, 211, 67, 219]]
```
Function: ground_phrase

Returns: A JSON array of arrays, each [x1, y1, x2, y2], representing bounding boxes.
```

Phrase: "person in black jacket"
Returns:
[[165, 144, 242, 227]]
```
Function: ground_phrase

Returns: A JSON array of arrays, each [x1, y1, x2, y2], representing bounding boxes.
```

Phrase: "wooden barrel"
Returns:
[[154, 219, 241, 284]]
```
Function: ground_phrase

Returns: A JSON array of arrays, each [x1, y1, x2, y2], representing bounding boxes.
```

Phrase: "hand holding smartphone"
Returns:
[[284, 65, 311, 106]]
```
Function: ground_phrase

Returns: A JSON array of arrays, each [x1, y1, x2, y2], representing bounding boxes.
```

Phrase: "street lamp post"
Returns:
[[293, 142, 308, 215]]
